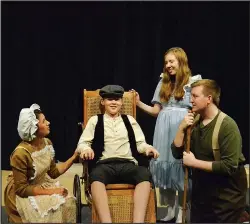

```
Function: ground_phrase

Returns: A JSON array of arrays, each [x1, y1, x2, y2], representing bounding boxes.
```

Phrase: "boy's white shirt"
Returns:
[[77, 113, 153, 164]]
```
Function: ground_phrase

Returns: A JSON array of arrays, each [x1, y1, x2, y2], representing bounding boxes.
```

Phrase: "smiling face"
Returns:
[[101, 97, 123, 117], [36, 113, 50, 137], [164, 53, 180, 76]]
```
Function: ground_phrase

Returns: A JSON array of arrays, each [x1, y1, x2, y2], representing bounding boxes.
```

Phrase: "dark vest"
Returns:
[[90, 114, 149, 171]]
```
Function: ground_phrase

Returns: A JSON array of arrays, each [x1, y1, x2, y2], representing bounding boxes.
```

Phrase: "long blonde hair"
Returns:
[[159, 47, 192, 102]]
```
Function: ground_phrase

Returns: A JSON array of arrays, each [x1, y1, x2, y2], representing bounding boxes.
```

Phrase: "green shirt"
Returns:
[[172, 111, 245, 176]]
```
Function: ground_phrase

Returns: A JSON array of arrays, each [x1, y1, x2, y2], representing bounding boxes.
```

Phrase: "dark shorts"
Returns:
[[89, 158, 152, 185]]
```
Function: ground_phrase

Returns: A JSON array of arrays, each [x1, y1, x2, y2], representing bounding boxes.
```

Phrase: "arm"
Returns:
[[77, 116, 97, 160], [171, 142, 184, 159], [45, 138, 78, 177], [55, 152, 78, 175], [173, 127, 186, 147], [173, 112, 194, 147], [212, 119, 243, 176], [11, 149, 66, 197], [136, 101, 161, 117], [77, 116, 97, 153], [183, 151, 213, 172], [132, 79, 162, 117], [183, 118, 242, 175]]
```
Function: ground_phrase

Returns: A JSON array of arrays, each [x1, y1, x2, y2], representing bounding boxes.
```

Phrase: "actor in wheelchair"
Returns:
[[76, 84, 159, 223]]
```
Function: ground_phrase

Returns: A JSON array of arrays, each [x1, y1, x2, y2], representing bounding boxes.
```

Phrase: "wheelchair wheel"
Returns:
[[73, 174, 82, 223]]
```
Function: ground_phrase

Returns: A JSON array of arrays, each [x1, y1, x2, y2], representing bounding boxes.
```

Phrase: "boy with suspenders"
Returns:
[[172, 79, 247, 223]]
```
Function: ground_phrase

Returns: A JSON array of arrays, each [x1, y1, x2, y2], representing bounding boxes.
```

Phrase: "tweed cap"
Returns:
[[99, 85, 124, 98]]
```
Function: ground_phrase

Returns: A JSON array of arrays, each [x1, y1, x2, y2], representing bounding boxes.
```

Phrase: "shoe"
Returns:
[[160, 206, 175, 222], [175, 206, 182, 223]]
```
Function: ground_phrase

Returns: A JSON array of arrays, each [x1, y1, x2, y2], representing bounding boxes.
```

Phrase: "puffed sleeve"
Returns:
[[151, 75, 163, 105]]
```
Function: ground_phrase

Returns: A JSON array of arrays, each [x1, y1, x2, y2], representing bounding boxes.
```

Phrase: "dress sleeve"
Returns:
[[151, 77, 163, 105], [47, 159, 61, 179], [10, 148, 36, 197]]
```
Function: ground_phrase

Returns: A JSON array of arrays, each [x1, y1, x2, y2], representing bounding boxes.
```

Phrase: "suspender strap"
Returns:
[[191, 111, 227, 161], [121, 114, 150, 167], [92, 114, 149, 167], [212, 111, 227, 161], [121, 114, 138, 159]]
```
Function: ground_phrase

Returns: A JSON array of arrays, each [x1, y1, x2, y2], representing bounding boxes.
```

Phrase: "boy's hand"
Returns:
[[179, 111, 195, 132], [183, 151, 196, 167], [145, 147, 160, 159], [80, 149, 95, 160]]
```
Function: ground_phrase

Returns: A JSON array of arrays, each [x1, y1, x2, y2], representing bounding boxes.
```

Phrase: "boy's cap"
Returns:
[[99, 85, 124, 98]]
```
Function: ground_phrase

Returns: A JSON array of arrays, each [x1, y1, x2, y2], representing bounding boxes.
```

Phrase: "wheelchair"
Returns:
[[73, 89, 157, 223]]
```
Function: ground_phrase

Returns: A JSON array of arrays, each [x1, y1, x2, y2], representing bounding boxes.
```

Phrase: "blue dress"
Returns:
[[149, 75, 202, 192]]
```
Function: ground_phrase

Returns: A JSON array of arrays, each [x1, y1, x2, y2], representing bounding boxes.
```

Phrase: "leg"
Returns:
[[119, 163, 152, 223], [89, 163, 116, 223], [133, 181, 151, 223], [91, 181, 112, 223], [160, 188, 177, 221]]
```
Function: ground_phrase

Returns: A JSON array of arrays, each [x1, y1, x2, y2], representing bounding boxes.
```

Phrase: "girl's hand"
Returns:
[[130, 89, 140, 104]]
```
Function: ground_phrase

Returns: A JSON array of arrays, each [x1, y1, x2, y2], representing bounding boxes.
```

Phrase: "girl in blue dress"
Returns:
[[132, 47, 201, 222]]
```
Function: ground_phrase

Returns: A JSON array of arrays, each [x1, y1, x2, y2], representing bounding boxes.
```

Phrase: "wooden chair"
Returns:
[[73, 89, 157, 223]]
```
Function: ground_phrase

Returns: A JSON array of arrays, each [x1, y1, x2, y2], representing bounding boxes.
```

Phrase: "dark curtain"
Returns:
[[2, 1, 249, 170]]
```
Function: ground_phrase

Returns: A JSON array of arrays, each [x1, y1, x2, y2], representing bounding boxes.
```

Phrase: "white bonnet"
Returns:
[[17, 103, 41, 141]]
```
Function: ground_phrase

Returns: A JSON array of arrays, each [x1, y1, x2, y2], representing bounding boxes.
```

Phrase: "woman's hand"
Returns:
[[53, 187, 68, 197], [130, 89, 140, 104]]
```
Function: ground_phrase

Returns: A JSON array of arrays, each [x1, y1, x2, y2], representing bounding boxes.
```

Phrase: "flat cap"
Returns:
[[99, 85, 124, 98]]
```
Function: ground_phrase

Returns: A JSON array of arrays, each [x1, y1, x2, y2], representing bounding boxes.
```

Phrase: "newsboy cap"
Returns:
[[99, 85, 124, 98]]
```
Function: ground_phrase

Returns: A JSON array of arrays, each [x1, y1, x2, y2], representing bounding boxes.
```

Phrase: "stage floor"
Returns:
[[1, 163, 249, 223]]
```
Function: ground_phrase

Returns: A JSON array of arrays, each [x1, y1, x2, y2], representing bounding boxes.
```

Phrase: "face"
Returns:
[[36, 113, 50, 137], [101, 97, 123, 117], [164, 53, 179, 75], [190, 86, 211, 112]]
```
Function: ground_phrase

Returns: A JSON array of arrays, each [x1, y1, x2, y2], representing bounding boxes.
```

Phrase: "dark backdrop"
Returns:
[[2, 1, 249, 170]]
